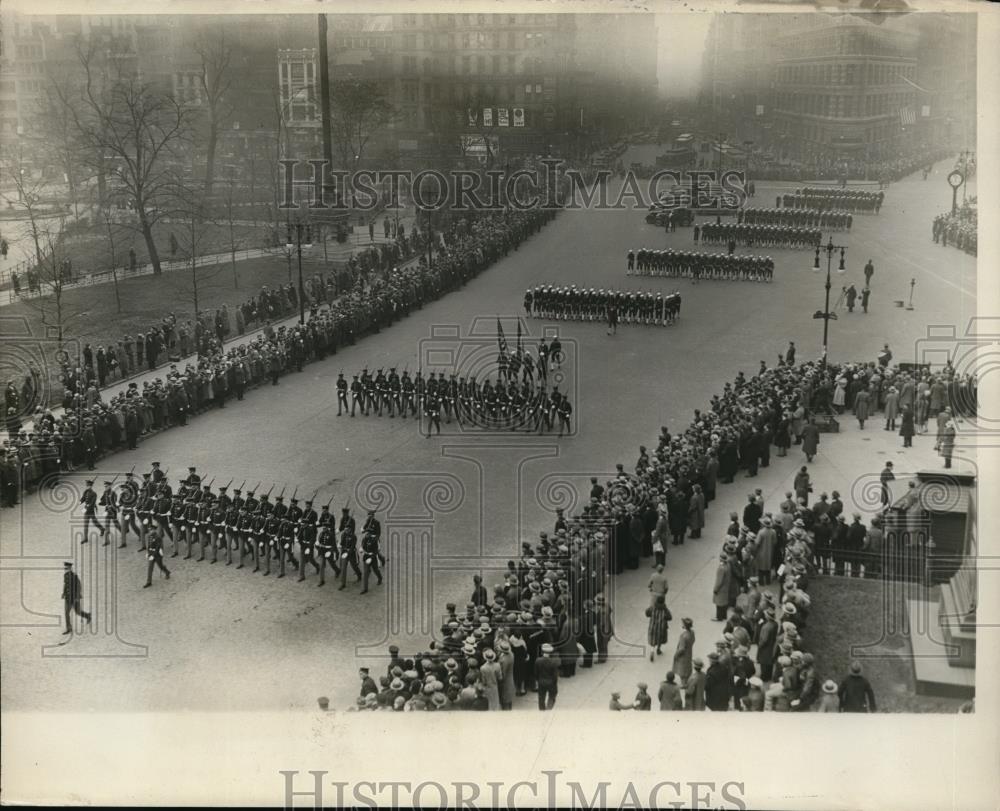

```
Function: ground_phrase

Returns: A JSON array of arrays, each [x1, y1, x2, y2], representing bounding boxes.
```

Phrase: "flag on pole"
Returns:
[[516, 320, 522, 354], [497, 318, 507, 353]]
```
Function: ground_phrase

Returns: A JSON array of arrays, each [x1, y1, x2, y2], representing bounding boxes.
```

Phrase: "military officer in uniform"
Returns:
[[143, 529, 171, 587], [336, 372, 350, 416], [62, 561, 92, 633], [349, 374, 363, 417], [80, 479, 105, 543], [99, 480, 118, 547]]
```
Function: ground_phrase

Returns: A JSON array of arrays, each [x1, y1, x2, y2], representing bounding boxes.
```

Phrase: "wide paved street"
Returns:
[[0, 164, 976, 712]]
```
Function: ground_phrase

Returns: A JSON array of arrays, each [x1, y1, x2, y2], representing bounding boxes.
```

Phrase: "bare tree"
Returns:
[[2, 158, 88, 349], [330, 78, 395, 171], [193, 30, 234, 197], [59, 43, 194, 276]]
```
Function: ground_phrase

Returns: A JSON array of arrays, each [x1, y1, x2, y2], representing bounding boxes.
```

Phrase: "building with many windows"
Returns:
[[702, 11, 975, 163]]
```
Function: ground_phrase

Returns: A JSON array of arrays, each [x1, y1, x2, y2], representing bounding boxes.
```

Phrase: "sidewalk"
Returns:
[[0, 216, 417, 305], [551, 409, 974, 709], [21, 248, 425, 435]]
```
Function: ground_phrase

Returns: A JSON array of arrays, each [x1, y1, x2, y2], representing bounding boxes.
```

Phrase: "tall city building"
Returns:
[[701, 11, 976, 162]]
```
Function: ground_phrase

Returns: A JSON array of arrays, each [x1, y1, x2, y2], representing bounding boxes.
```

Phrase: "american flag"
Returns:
[[899, 107, 916, 127]]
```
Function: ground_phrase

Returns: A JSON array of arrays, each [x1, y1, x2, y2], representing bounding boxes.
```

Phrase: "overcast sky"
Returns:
[[657, 14, 712, 99]]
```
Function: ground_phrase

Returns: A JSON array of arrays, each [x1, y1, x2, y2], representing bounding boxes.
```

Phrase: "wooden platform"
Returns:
[[907, 599, 976, 699]]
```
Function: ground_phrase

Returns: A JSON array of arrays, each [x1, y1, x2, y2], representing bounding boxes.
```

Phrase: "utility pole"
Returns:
[[318, 14, 333, 183]]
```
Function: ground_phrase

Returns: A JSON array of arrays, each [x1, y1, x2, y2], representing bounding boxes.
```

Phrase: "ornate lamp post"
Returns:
[[812, 236, 847, 366]]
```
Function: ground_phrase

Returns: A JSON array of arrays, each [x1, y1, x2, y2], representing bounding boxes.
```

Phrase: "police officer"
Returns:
[[143, 528, 171, 588]]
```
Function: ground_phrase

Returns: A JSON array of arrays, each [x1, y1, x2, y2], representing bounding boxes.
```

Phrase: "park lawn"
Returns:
[[60, 217, 276, 275], [804, 577, 966, 713], [2, 252, 313, 387]]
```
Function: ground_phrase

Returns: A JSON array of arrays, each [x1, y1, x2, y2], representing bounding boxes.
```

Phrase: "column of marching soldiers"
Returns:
[[78, 465, 386, 592], [524, 285, 682, 324], [333, 339, 573, 435]]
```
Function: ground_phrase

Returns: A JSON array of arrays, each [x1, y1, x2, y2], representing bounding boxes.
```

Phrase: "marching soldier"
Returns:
[[401, 371, 416, 418], [557, 396, 573, 438], [277, 511, 298, 578], [315, 523, 339, 586], [262, 507, 281, 576], [387, 368, 402, 418], [360, 528, 383, 594], [338, 522, 362, 590], [153, 484, 174, 545], [298, 514, 320, 582], [424, 391, 442, 436], [224, 498, 241, 566], [336, 372, 350, 416], [349, 374, 363, 417], [182, 493, 199, 559], [251, 503, 268, 572], [363, 509, 385, 566], [143, 529, 171, 587], [209, 496, 227, 563], [135, 475, 155, 551], [119, 471, 140, 547], [236, 507, 256, 569], [99, 480, 118, 547], [80, 479, 106, 543]]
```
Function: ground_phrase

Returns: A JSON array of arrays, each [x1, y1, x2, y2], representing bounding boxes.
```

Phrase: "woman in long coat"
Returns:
[[899, 405, 915, 448], [478, 649, 502, 711], [774, 413, 792, 457], [712, 554, 733, 620], [800, 418, 820, 462], [791, 403, 806, 444], [673, 618, 695, 684], [646, 594, 671, 660], [852, 388, 871, 429], [884, 386, 900, 429], [832, 378, 847, 413], [687, 484, 706, 539]]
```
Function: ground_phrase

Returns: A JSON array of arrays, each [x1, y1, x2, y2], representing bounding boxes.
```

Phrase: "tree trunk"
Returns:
[[204, 121, 218, 197], [138, 208, 162, 275]]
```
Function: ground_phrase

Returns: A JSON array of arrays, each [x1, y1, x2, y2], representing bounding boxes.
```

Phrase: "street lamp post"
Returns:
[[812, 236, 847, 367], [286, 221, 313, 324]]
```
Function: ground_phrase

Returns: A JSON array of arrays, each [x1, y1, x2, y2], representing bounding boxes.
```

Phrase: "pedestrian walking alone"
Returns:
[[61, 561, 91, 634], [853, 388, 871, 430]]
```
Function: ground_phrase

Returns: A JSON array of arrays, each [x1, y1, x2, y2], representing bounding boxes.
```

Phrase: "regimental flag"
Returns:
[[483, 107, 493, 127], [497, 318, 507, 354], [498, 107, 509, 127], [899, 107, 916, 127], [512, 108, 525, 128]]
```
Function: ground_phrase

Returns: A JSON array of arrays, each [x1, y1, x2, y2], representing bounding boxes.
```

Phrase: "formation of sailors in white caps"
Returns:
[[696, 222, 821, 250], [525, 285, 682, 325], [738, 207, 853, 231], [777, 188, 883, 214], [627, 249, 774, 283], [334, 358, 573, 435], [78, 465, 386, 592]]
